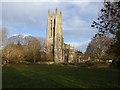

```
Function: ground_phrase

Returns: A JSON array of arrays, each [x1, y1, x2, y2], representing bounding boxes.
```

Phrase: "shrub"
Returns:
[[110, 60, 120, 69]]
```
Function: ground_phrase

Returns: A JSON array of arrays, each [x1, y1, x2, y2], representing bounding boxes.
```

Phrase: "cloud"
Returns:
[[67, 39, 91, 52], [1, 2, 103, 52], [11, 33, 32, 38], [2, 2, 102, 26], [12, 34, 18, 36], [63, 11, 97, 40], [28, 16, 37, 23], [1, 0, 104, 2], [2, 2, 60, 28]]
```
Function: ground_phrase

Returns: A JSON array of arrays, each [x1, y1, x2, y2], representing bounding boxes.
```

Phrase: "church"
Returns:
[[46, 8, 77, 63]]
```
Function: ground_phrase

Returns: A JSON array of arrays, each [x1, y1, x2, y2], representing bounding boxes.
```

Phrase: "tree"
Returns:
[[7, 34, 25, 45], [2, 34, 45, 64], [75, 50, 82, 54], [0, 27, 8, 65], [0, 27, 8, 47], [91, 1, 120, 60], [107, 30, 120, 59], [2, 44, 26, 64], [91, 1, 120, 35], [85, 33, 113, 62], [27, 36, 45, 63]]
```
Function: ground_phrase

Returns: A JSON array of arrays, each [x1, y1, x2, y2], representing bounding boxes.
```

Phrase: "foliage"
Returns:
[[46, 52, 54, 61], [91, 2, 120, 35], [2, 35, 46, 64], [75, 50, 83, 54], [2, 44, 26, 64], [110, 59, 120, 69], [91, 1, 120, 62], [112, 30, 120, 59], [27, 37, 43, 63]]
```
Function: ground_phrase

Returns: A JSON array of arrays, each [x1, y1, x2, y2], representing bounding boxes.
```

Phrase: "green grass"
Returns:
[[2, 64, 120, 88]]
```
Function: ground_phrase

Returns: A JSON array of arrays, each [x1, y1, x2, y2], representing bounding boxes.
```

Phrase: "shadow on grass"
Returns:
[[2, 65, 120, 88]]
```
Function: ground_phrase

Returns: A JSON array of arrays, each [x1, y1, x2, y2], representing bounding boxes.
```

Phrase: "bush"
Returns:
[[110, 60, 120, 69], [19, 61, 30, 64]]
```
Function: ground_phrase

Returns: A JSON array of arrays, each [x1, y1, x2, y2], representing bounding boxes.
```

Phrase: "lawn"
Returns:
[[2, 64, 120, 88]]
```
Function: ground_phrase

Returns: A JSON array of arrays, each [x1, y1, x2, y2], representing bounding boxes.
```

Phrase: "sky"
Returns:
[[0, 0, 104, 53]]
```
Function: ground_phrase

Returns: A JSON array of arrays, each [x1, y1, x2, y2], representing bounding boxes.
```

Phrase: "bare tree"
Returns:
[[2, 44, 26, 64], [27, 36, 45, 63], [0, 27, 8, 47], [85, 34, 113, 62], [7, 34, 25, 45], [2, 34, 45, 64]]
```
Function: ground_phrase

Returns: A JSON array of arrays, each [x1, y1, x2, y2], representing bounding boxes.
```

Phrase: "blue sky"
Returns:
[[1, 0, 104, 52]]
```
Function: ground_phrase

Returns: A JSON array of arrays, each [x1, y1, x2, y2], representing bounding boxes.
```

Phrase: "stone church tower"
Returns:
[[46, 8, 64, 63]]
